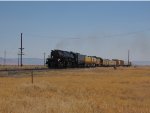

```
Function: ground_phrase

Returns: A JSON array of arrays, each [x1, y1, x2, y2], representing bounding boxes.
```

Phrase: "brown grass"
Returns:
[[0, 65, 46, 71], [0, 67, 150, 113]]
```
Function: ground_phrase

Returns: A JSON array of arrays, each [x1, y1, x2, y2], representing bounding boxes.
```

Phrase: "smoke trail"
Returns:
[[131, 32, 150, 60]]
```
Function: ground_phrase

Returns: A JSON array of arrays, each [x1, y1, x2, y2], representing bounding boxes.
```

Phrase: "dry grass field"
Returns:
[[0, 65, 47, 71], [0, 67, 150, 113]]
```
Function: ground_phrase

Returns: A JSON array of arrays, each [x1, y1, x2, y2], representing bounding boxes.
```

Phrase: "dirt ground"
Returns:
[[0, 66, 150, 113]]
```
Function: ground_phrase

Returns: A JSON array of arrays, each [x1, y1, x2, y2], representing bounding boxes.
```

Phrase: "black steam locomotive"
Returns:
[[46, 49, 131, 68], [46, 50, 86, 68]]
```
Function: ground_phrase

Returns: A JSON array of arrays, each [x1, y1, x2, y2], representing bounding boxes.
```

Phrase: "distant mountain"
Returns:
[[0, 58, 44, 65], [21, 58, 44, 65]]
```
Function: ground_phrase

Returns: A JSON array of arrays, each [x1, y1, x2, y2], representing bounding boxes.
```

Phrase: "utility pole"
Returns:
[[18, 52, 20, 66], [19, 33, 24, 67], [3, 50, 6, 66], [128, 50, 130, 66], [21, 33, 23, 67], [44, 52, 46, 66]]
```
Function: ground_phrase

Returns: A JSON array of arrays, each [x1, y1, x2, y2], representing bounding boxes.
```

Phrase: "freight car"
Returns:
[[108, 60, 116, 66], [123, 61, 132, 67], [93, 56, 103, 67], [112, 59, 124, 66], [102, 59, 109, 67], [102, 59, 116, 67], [46, 49, 131, 68]]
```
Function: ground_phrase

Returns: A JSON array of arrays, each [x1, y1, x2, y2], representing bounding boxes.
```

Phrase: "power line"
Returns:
[[102, 28, 150, 38], [25, 28, 150, 39], [25, 33, 81, 40]]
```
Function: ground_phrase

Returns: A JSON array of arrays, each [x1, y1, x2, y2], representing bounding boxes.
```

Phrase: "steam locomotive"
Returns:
[[46, 50, 131, 68]]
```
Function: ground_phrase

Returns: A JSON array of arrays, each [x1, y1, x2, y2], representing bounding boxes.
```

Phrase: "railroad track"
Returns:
[[0, 68, 49, 72], [0, 68, 51, 77]]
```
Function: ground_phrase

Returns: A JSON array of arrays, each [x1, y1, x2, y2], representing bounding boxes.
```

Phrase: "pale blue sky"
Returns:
[[0, 1, 150, 61]]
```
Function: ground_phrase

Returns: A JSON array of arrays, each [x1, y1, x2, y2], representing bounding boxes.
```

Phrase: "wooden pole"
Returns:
[[31, 70, 33, 84], [21, 33, 23, 67], [44, 52, 46, 66], [128, 50, 130, 66], [3, 50, 6, 66]]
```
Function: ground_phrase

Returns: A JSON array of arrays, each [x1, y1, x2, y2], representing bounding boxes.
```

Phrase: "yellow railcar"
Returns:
[[84, 56, 92, 64]]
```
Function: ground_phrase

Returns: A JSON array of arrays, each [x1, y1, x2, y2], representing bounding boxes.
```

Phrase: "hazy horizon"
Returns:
[[1, 57, 150, 66]]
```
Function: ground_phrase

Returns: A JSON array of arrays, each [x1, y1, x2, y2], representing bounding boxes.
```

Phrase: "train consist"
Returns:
[[46, 50, 131, 68]]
